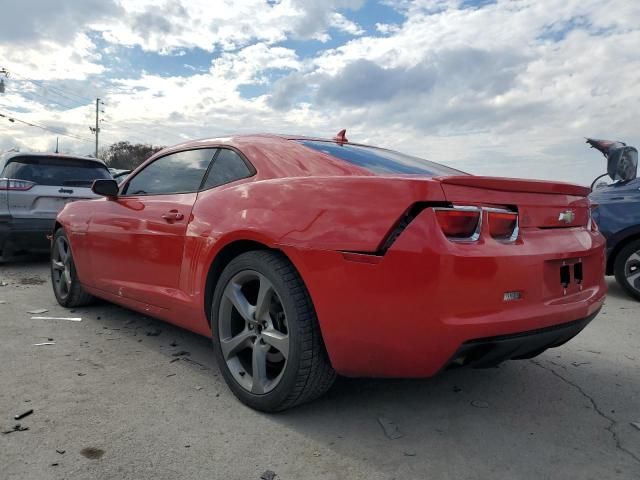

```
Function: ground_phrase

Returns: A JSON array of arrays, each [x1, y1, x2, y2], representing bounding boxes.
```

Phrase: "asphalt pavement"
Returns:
[[1, 254, 639, 480]]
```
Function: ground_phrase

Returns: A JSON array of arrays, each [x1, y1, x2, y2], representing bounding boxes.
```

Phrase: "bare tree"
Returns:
[[99, 141, 164, 170]]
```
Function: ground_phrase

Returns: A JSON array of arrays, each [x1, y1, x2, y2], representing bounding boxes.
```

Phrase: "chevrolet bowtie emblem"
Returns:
[[558, 210, 575, 224]]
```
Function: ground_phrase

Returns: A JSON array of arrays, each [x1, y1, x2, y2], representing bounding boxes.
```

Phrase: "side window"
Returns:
[[124, 149, 216, 195], [202, 149, 252, 190]]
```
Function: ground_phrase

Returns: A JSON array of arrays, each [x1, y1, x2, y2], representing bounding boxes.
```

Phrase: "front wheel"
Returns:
[[211, 250, 335, 412], [614, 238, 640, 301], [51, 229, 94, 307]]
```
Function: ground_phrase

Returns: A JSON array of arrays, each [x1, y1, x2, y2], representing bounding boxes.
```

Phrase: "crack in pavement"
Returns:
[[530, 360, 640, 465]]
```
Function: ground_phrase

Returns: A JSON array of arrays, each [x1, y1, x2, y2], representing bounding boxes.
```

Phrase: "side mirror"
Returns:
[[92, 179, 119, 197], [608, 146, 638, 182]]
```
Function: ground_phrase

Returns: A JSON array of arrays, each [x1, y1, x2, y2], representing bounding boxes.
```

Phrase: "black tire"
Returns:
[[613, 238, 640, 301], [211, 250, 335, 412], [51, 228, 94, 308]]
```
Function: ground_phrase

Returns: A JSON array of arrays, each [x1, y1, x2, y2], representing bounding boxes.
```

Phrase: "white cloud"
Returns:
[[1, 0, 640, 186]]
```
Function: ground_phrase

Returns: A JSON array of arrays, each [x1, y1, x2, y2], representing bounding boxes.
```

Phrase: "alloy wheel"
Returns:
[[218, 270, 289, 394], [624, 250, 640, 294], [52, 235, 73, 300]]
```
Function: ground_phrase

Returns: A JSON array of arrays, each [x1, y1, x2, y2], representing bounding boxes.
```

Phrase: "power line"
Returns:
[[0, 111, 93, 144], [10, 87, 90, 111], [9, 70, 94, 105]]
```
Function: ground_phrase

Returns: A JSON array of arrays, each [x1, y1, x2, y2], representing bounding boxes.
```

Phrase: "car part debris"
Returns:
[[377, 416, 403, 439], [631, 422, 640, 431], [14, 409, 33, 420], [27, 308, 48, 314], [33, 342, 55, 346], [261, 470, 277, 480], [56, 449, 65, 455], [31, 316, 82, 321], [2, 424, 29, 434]]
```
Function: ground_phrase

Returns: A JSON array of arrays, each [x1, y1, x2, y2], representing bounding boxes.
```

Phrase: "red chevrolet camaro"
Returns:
[[51, 132, 606, 411]]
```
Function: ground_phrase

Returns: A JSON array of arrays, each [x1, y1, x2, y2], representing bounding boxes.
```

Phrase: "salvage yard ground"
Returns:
[[1, 255, 639, 480]]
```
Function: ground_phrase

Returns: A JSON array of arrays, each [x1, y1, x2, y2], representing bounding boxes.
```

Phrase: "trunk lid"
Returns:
[[437, 176, 590, 229], [8, 185, 97, 219]]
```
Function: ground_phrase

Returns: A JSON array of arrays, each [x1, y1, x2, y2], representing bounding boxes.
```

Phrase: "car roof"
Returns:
[[1, 151, 106, 164], [162, 133, 377, 152], [135, 132, 463, 180]]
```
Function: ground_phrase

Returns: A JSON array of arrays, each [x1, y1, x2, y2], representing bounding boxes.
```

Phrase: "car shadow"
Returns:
[[0, 252, 50, 265]]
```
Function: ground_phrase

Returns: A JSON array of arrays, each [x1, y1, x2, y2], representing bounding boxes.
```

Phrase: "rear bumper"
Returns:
[[282, 209, 607, 378], [444, 310, 599, 370], [0, 217, 54, 255]]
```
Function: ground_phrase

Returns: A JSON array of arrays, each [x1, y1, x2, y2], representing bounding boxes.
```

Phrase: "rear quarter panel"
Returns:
[[186, 176, 446, 321]]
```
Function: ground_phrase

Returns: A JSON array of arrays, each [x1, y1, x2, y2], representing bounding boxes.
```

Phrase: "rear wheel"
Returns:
[[211, 250, 335, 412], [51, 229, 94, 307], [614, 238, 640, 301]]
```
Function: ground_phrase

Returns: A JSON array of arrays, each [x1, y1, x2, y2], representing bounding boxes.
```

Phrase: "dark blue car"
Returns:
[[587, 139, 640, 300]]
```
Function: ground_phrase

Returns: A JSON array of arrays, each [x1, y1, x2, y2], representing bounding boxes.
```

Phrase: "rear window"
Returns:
[[1, 156, 111, 187], [297, 140, 467, 176]]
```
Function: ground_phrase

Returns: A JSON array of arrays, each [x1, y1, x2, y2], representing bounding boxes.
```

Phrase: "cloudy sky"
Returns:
[[0, 0, 638, 185]]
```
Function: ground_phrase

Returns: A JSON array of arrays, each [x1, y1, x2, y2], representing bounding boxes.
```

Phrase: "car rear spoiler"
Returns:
[[437, 176, 591, 197]]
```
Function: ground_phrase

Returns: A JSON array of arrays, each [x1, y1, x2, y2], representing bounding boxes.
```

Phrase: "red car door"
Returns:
[[86, 148, 217, 310]]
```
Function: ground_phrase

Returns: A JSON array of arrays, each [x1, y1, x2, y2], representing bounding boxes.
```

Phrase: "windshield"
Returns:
[[297, 140, 467, 176], [1, 156, 111, 187]]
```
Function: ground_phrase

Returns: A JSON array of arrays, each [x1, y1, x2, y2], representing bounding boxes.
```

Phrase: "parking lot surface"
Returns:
[[1, 255, 639, 480]]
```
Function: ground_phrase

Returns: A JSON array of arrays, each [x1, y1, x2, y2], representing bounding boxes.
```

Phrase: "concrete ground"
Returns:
[[0, 255, 638, 480]]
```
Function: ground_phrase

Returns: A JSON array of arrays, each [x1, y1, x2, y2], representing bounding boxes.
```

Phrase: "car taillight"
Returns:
[[487, 211, 518, 241], [435, 207, 481, 240], [0, 178, 35, 191]]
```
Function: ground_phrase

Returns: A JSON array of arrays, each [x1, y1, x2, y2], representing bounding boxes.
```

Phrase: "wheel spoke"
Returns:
[[251, 343, 269, 394], [56, 237, 68, 262], [255, 274, 274, 322], [52, 260, 65, 271], [219, 328, 254, 360], [627, 270, 640, 286], [224, 283, 253, 322], [261, 329, 289, 359]]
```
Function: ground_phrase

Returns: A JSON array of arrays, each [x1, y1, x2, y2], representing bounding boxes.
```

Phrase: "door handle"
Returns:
[[161, 210, 184, 222]]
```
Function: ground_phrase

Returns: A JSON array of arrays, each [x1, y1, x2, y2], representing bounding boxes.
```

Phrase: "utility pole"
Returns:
[[94, 97, 99, 158], [89, 98, 103, 158], [0, 68, 9, 94]]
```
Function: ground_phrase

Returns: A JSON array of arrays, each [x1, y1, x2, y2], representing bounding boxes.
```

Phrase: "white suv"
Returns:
[[0, 152, 112, 257]]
